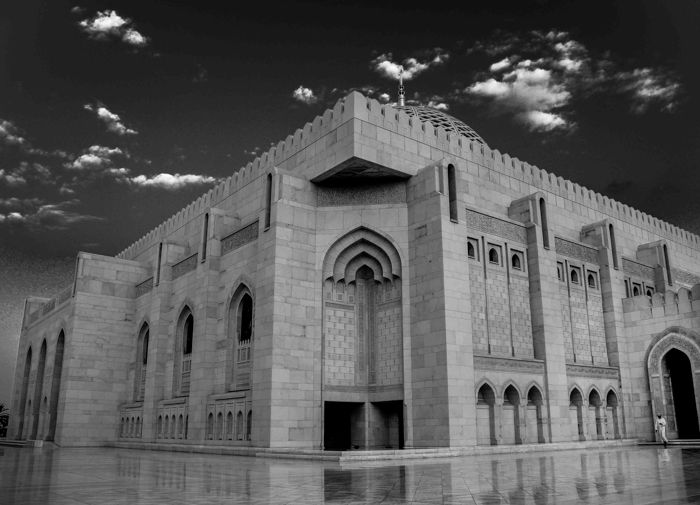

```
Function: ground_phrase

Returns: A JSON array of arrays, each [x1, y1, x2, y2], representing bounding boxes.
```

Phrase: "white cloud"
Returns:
[[78, 10, 149, 48], [489, 58, 511, 73], [378, 93, 390, 103], [0, 119, 27, 146], [84, 103, 138, 135], [68, 145, 125, 170], [0, 199, 103, 229], [130, 173, 217, 189], [292, 86, 318, 105], [427, 100, 449, 111], [465, 29, 682, 131], [0, 162, 52, 186], [0, 169, 27, 186], [371, 48, 449, 80], [617, 68, 681, 113]]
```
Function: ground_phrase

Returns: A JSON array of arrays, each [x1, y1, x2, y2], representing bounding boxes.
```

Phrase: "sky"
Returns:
[[1, 0, 699, 406]]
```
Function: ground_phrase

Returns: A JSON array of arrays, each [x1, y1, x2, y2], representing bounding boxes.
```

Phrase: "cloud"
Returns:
[[77, 10, 149, 48], [84, 103, 138, 135], [0, 162, 52, 186], [292, 86, 318, 105], [371, 48, 449, 80], [616, 68, 681, 113], [0, 119, 28, 146], [129, 173, 217, 189], [68, 145, 125, 171], [0, 199, 103, 230], [463, 29, 681, 131]]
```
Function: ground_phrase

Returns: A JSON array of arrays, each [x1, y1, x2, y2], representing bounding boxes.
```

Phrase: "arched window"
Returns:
[[557, 263, 563, 281], [511, 253, 521, 270], [164, 416, 169, 438], [184, 415, 189, 439], [633, 285, 640, 296], [177, 415, 183, 438], [236, 411, 244, 440], [207, 413, 214, 440], [587, 273, 596, 289], [467, 242, 476, 259], [246, 410, 252, 440], [646, 288, 653, 297], [157, 415, 163, 438], [176, 308, 194, 396], [488, 248, 499, 264], [570, 269, 579, 284], [569, 389, 584, 440], [216, 412, 223, 440], [135, 324, 149, 402], [201, 212, 209, 262], [229, 287, 254, 390], [226, 412, 234, 440]]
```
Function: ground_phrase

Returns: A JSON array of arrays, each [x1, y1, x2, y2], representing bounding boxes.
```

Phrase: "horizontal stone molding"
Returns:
[[465, 209, 527, 244], [135, 277, 154, 297], [323, 384, 403, 393], [473, 354, 545, 374], [554, 236, 598, 264], [172, 253, 198, 279], [221, 220, 259, 256], [566, 363, 620, 379], [622, 257, 655, 280]]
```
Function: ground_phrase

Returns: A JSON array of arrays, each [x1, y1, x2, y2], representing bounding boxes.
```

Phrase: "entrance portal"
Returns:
[[324, 402, 363, 450], [663, 349, 700, 438]]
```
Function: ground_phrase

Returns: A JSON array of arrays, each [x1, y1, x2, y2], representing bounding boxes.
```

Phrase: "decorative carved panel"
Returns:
[[135, 277, 154, 297], [473, 354, 545, 373], [172, 253, 198, 279], [566, 363, 620, 379], [554, 237, 598, 264], [465, 209, 527, 244], [221, 221, 259, 255], [317, 182, 406, 206], [622, 257, 655, 280], [671, 267, 700, 286]]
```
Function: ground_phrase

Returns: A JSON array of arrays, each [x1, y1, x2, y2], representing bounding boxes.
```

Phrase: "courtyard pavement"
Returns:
[[1, 445, 699, 504]]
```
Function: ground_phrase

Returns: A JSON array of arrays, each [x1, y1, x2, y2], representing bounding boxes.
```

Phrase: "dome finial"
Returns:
[[398, 66, 405, 106]]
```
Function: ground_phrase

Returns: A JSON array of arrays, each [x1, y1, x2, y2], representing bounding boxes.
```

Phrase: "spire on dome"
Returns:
[[398, 66, 405, 107]]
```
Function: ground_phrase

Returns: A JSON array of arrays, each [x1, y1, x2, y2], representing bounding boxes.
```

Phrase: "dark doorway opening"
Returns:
[[371, 401, 404, 449], [324, 402, 363, 450], [665, 349, 700, 438]]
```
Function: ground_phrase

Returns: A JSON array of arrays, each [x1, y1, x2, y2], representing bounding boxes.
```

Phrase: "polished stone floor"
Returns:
[[1, 445, 699, 504]]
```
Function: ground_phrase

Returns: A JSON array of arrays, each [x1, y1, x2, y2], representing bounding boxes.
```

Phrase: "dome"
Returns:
[[393, 105, 486, 145]]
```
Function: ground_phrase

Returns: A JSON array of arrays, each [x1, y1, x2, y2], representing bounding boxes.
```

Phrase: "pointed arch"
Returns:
[[322, 226, 402, 282], [569, 386, 585, 441], [134, 322, 149, 402], [30, 340, 48, 439], [476, 381, 497, 446], [173, 305, 194, 396], [227, 282, 255, 389], [17, 346, 32, 439]]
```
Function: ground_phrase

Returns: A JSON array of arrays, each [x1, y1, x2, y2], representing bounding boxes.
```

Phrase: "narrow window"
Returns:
[[663, 244, 672, 285], [467, 242, 476, 259], [264, 173, 272, 229], [609, 224, 618, 269], [237, 294, 253, 363], [448, 164, 458, 222], [624, 279, 631, 298], [539, 198, 549, 248], [488, 248, 499, 264], [155, 243, 163, 285], [236, 411, 244, 440], [179, 311, 194, 395], [183, 315, 193, 355], [246, 410, 252, 440], [632, 284, 641, 296], [557, 263, 564, 282], [201, 213, 209, 262], [646, 288, 653, 297]]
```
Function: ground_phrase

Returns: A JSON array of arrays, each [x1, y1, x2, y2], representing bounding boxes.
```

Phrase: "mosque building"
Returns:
[[9, 85, 700, 451]]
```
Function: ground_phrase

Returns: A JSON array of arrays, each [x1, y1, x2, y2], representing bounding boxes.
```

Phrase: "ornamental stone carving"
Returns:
[[622, 257, 655, 281], [554, 237, 598, 264], [465, 209, 527, 244], [221, 221, 259, 255]]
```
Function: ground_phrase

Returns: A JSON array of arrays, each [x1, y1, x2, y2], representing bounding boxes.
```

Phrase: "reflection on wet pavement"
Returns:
[[1, 445, 700, 504]]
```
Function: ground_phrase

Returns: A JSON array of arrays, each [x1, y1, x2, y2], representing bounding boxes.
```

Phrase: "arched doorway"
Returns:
[[476, 384, 496, 445], [663, 349, 700, 438], [569, 388, 584, 441], [647, 327, 700, 440]]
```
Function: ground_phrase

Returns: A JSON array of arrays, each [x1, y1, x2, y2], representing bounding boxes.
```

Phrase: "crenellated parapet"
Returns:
[[622, 284, 700, 319]]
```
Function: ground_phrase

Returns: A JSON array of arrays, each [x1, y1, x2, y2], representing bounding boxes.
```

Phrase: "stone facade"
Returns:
[[9, 91, 700, 449]]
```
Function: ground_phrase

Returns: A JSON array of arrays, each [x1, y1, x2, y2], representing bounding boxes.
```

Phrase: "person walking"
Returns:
[[655, 414, 669, 447]]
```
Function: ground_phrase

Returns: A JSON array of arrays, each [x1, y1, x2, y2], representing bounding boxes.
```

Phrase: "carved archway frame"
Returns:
[[646, 326, 700, 438]]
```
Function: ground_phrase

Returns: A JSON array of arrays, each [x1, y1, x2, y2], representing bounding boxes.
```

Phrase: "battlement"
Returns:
[[115, 91, 700, 262], [622, 284, 700, 319]]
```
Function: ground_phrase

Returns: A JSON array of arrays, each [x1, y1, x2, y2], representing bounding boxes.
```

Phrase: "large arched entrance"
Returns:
[[321, 227, 404, 450], [663, 349, 699, 438], [647, 327, 700, 440]]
